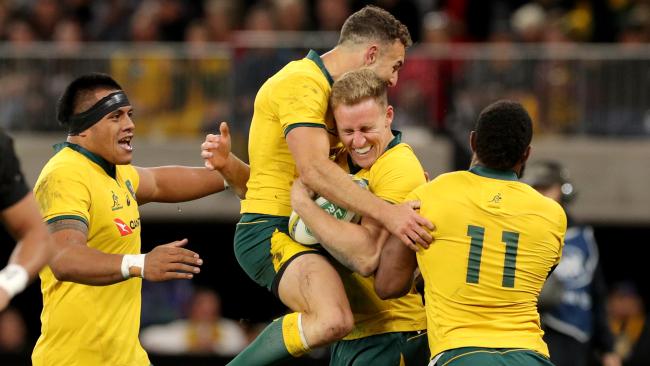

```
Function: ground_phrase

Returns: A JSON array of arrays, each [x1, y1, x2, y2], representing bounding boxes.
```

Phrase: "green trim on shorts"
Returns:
[[234, 213, 320, 295], [330, 330, 429, 366], [434, 347, 553, 366]]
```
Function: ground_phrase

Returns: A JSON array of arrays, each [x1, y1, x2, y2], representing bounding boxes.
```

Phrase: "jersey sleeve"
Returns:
[[34, 166, 91, 226], [0, 132, 29, 210], [370, 145, 426, 204], [554, 205, 568, 265], [276, 73, 329, 137]]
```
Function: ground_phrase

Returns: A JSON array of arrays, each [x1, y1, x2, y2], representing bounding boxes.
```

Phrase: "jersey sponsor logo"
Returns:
[[114, 218, 133, 236], [111, 191, 123, 211]]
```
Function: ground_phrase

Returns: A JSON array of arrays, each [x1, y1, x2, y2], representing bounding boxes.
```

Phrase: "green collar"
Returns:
[[347, 130, 402, 174], [306, 50, 334, 86], [469, 165, 518, 181], [54, 142, 116, 178]]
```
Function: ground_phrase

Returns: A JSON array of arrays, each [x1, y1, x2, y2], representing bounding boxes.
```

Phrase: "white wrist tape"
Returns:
[[0, 264, 29, 298], [120, 254, 146, 280]]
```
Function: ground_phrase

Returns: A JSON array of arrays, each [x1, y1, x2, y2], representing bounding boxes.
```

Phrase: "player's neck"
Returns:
[[321, 46, 365, 82]]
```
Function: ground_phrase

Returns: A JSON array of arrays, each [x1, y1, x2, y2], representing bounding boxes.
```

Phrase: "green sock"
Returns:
[[227, 313, 308, 366]]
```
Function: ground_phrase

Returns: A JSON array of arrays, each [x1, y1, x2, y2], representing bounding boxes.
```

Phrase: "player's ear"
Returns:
[[469, 131, 477, 153], [364, 45, 379, 66], [385, 105, 394, 127], [521, 145, 532, 164]]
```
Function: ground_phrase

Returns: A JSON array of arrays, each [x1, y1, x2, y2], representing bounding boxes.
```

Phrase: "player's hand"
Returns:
[[201, 121, 232, 171], [0, 288, 9, 311], [382, 201, 434, 251], [290, 178, 315, 207], [143, 239, 203, 281]]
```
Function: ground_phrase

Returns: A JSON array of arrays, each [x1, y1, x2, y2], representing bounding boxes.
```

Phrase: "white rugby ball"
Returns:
[[288, 177, 368, 246]]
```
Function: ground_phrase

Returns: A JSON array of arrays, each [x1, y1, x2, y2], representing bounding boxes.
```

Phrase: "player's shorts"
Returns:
[[330, 330, 429, 366], [430, 347, 554, 366], [234, 213, 321, 296]]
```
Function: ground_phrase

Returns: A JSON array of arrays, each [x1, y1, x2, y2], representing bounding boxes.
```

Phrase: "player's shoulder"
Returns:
[[271, 57, 328, 88], [376, 142, 420, 167], [38, 147, 90, 182]]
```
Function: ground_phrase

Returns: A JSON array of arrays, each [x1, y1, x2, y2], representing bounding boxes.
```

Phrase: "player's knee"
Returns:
[[320, 306, 354, 341]]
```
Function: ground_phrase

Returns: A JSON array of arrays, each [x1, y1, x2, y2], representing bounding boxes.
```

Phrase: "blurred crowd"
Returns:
[[0, 0, 649, 142], [1, 0, 648, 44]]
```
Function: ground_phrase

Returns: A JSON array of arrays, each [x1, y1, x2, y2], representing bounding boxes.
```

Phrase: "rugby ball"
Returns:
[[288, 176, 368, 246]]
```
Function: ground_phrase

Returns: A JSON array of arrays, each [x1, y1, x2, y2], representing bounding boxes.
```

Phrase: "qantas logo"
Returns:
[[114, 218, 133, 236]]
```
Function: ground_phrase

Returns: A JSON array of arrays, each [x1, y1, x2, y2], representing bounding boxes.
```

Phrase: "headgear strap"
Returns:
[[66, 91, 131, 135]]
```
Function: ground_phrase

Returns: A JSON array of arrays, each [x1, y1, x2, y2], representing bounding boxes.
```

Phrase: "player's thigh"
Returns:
[[433, 347, 554, 366], [274, 233, 349, 313], [234, 213, 320, 293], [330, 331, 428, 366]]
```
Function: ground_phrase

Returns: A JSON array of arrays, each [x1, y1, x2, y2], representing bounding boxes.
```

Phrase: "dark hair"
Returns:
[[474, 100, 532, 170], [338, 5, 412, 48], [57, 73, 122, 125]]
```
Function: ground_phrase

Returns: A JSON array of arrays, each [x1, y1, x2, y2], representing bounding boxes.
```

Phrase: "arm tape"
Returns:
[[120, 254, 146, 280], [0, 264, 29, 298]]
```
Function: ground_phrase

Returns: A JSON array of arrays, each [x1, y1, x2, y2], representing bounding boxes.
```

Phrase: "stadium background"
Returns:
[[0, 0, 649, 364]]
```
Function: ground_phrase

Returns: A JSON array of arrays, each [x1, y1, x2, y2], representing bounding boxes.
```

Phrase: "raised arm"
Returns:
[[47, 219, 202, 286], [291, 178, 387, 276], [134, 164, 229, 205], [286, 127, 433, 249], [201, 122, 250, 199], [374, 234, 418, 299], [0, 194, 53, 310]]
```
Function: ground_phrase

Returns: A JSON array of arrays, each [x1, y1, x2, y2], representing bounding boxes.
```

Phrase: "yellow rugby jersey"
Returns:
[[340, 132, 427, 340], [32, 143, 148, 366], [241, 50, 339, 216], [408, 166, 566, 358]]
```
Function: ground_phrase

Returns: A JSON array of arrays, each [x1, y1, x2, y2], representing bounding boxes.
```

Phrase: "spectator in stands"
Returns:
[[140, 288, 247, 356], [608, 282, 650, 366], [389, 11, 455, 130], [273, 0, 309, 31], [204, 0, 238, 42], [314, 0, 350, 31], [523, 160, 621, 366]]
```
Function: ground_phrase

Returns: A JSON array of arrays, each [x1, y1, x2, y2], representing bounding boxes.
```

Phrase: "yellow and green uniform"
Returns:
[[330, 132, 429, 366], [407, 166, 566, 362], [32, 142, 147, 366], [234, 50, 339, 293]]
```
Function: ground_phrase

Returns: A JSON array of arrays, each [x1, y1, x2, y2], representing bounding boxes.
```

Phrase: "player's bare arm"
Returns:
[[0, 194, 53, 310], [134, 164, 229, 205], [286, 126, 434, 249], [48, 219, 202, 285], [291, 178, 387, 276], [374, 234, 417, 299], [200, 121, 250, 199]]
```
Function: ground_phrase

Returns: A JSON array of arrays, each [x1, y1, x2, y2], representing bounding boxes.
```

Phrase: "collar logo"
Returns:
[[114, 218, 133, 236]]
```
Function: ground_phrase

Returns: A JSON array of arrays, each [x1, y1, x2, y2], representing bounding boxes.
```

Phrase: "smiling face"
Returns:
[[335, 97, 394, 169], [366, 40, 405, 87], [77, 89, 135, 165]]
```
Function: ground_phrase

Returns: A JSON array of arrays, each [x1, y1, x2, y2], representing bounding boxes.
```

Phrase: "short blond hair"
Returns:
[[330, 69, 388, 110]]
